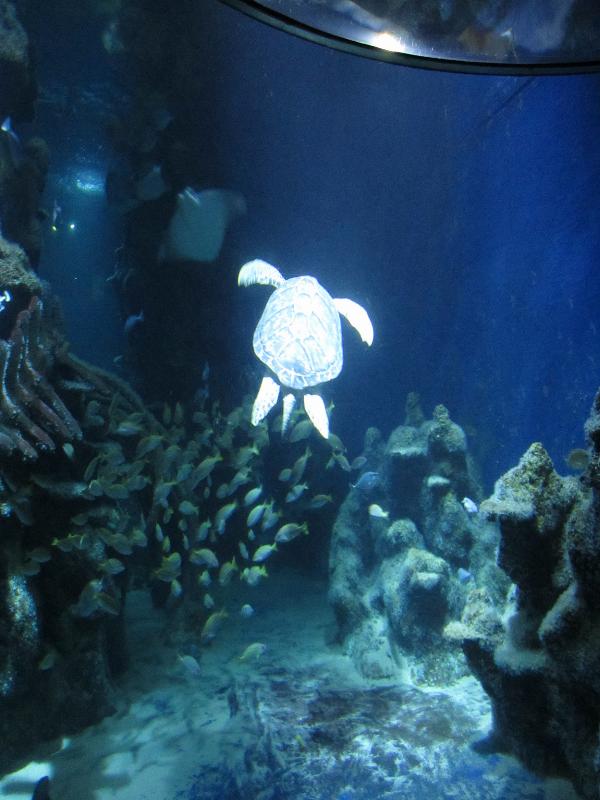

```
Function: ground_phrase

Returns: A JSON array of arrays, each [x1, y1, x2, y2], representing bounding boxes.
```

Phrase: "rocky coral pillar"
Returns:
[[457, 390, 600, 800], [328, 394, 499, 684]]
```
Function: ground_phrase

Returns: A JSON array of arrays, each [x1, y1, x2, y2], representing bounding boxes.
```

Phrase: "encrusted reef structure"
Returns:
[[0, 0, 36, 122], [448, 390, 600, 800], [0, 237, 81, 459], [328, 394, 508, 683]]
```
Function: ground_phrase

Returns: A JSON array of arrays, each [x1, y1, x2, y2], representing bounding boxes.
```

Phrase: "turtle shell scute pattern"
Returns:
[[253, 276, 342, 390]]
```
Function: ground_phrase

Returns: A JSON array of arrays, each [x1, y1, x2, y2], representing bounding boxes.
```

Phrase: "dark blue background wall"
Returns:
[[29, 1, 600, 488], [182, 3, 600, 485]]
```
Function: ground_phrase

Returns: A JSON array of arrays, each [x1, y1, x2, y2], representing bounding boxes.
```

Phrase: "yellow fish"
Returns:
[[200, 608, 228, 642], [238, 642, 267, 662], [368, 503, 389, 519]]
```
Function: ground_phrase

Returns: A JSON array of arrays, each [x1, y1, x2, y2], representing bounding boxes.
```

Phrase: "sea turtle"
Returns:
[[238, 259, 373, 439]]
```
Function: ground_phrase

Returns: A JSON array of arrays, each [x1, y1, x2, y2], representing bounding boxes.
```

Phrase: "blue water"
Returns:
[[183, 3, 600, 485], [27, 2, 600, 487]]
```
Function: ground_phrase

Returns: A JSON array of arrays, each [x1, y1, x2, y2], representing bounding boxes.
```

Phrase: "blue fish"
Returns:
[[124, 309, 144, 335], [458, 567, 473, 584], [1, 117, 22, 167], [351, 470, 380, 493]]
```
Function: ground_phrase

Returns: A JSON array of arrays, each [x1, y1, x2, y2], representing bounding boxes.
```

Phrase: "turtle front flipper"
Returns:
[[303, 393, 329, 439], [238, 260, 285, 288], [333, 298, 374, 346], [252, 376, 280, 425]]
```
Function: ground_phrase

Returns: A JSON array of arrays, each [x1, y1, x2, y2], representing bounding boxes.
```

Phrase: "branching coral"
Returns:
[[0, 295, 81, 459]]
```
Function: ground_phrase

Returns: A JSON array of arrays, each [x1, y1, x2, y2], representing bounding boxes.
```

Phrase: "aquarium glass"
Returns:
[[0, 2, 598, 800]]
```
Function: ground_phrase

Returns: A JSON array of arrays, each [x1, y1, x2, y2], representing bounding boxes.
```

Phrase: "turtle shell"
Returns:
[[253, 276, 342, 390]]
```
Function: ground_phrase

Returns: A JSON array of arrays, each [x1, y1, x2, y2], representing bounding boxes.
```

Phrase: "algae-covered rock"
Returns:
[[375, 517, 423, 558], [383, 547, 450, 649], [0, 1, 35, 121], [0, 235, 42, 295], [459, 389, 600, 800], [329, 396, 490, 683], [481, 442, 578, 614], [428, 403, 467, 459]]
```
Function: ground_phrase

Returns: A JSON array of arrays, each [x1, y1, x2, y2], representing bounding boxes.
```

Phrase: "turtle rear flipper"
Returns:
[[304, 393, 329, 439], [334, 298, 374, 345], [282, 393, 296, 434], [252, 376, 280, 426], [238, 260, 285, 288]]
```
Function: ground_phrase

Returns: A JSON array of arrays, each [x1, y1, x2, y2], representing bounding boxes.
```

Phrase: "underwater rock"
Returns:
[[0, 235, 42, 296], [458, 390, 600, 800], [329, 394, 491, 683], [383, 547, 451, 650], [0, 573, 39, 698], [0, 1, 35, 122], [1, 136, 50, 266], [0, 291, 82, 459]]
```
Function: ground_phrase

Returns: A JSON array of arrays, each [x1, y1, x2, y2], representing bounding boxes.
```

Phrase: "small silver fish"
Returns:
[[203, 593, 216, 610], [198, 570, 211, 587], [178, 653, 202, 676], [215, 500, 238, 533], [124, 309, 144, 335], [228, 468, 252, 493], [351, 471, 380, 492], [457, 567, 473, 584], [243, 486, 263, 506], [241, 565, 267, 585], [462, 497, 478, 514], [285, 482, 308, 503], [289, 419, 313, 442], [247, 501, 268, 528], [115, 420, 144, 436], [190, 548, 219, 568], [275, 521, 308, 543], [218, 557, 238, 586], [368, 503, 389, 519], [196, 519, 211, 542], [306, 493, 332, 510], [252, 543, 277, 562], [216, 482, 230, 499], [261, 506, 280, 531], [176, 463, 194, 483], [238, 642, 267, 662], [179, 500, 198, 516], [62, 443, 75, 459], [290, 446, 311, 484]]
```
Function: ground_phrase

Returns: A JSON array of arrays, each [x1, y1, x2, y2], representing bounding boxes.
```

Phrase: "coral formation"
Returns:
[[1, 136, 51, 266], [328, 393, 507, 683], [0, 0, 36, 122], [0, 296, 82, 459], [455, 389, 600, 800], [0, 239, 81, 460]]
